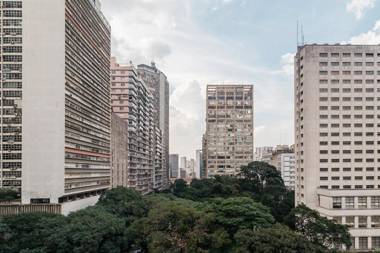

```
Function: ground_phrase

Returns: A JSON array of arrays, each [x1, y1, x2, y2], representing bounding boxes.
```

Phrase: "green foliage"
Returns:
[[0, 188, 19, 201], [44, 207, 126, 253], [285, 204, 351, 250], [0, 165, 351, 253], [205, 197, 274, 235], [234, 224, 325, 253], [0, 213, 63, 253], [97, 187, 148, 224]]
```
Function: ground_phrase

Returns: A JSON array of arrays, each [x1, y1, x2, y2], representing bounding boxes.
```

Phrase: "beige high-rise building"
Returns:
[[205, 85, 254, 177], [295, 44, 380, 251], [137, 63, 169, 190], [7, 0, 112, 214], [110, 57, 157, 194]]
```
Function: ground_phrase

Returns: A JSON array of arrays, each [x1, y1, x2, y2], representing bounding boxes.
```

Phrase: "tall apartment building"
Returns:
[[270, 145, 295, 190], [0, 0, 23, 192], [137, 63, 169, 189], [19, 0, 111, 214], [111, 113, 128, 188], [110, 57, 155, 194], [169, 154, 179, 178], [205, 85, 254, 177], [295, 44, 380, 250]]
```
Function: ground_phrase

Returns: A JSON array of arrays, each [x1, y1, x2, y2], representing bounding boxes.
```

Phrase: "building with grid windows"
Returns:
[[0, 0, 23, 193], [110, 57, 156, 194], [137, 63, 169, 190], [204, 85, 254, 177], [295, 44, 380, 250], [19, 0, 111, 214]]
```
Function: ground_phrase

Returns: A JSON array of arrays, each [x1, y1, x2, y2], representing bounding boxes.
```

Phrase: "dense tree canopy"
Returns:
[[0, 162, 351, 253]]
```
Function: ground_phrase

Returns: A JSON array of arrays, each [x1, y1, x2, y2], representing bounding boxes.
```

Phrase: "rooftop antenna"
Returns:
[[296, 20, 299, 48], [301, 23, 305, 46]]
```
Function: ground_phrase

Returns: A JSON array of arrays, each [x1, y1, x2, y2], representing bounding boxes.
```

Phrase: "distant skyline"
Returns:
[[102, 0, 380, 158]]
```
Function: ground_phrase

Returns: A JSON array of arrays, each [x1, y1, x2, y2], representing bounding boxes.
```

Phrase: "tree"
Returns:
[[44, 207, 126, 253], [205, 197, 274, 235], [97, 187, 148, 224], [285, 204, 351, 250], [234, 224, 325, 253], [0, 213, 64, 253], [129, 197, 232, 253], [239, 161, 285, 193]]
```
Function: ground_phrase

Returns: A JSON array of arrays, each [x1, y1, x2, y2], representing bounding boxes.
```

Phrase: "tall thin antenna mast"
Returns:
[[301, 23, 305, 46], [296, 20, 299, 48]]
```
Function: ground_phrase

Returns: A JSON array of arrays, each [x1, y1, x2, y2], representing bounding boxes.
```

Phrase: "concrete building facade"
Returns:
[[111, 114, 128, 188], [169, 154, 179, 178], [21, 0, 111, 214], [0, 0, 23, 193], [270, 145, 295, 190], [254, 146, 273, 162], [111, 57, 155, 194], [295, 44, 380, 250], [195, 149, 202, 179], [205, 85, 254, 177], [137, 63, 169, 189]]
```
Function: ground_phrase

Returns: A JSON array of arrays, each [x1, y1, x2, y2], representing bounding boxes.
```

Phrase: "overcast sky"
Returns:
[[102, 0, 380, 159]]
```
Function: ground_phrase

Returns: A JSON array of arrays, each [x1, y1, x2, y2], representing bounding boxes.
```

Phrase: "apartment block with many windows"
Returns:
[[295, 44, 380, 250], [137, 63, 169, 190], [205, 85, 254, 177], [0, 0, 23, 193], [111, 57, 156, 194], [20, 0, 111, 214]]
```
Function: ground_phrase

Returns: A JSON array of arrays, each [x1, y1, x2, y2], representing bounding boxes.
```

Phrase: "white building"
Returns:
[[195, 150, 202, 179], [274, 153, 295, 190], [254, 146, 273, 162], [19, 0, 111, 214], [295, 44, 380, 250]]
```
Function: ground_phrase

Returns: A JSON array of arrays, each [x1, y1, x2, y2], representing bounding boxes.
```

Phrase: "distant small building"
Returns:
[[169, 154, 179, 178]]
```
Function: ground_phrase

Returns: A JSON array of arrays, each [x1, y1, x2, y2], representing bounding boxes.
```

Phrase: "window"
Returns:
[[359, 237, 368, 250], [359, 216, 367, 228], [345, 197, 354, 209], [372, 237, 380, 249], [346, 216, 355, 228], [358, 197, 367, 208], [371, 196, 380, 208], [333, 197, 342, 209], [372, 216, 380, 228]]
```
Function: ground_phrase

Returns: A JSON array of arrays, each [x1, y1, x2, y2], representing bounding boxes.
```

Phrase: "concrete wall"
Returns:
[[22, 0, 66, 204]]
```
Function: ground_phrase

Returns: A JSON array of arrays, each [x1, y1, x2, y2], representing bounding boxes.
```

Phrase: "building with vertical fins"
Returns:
[[295, 44, 380, 250], [111, 113, 128, 188], [137, 63, 170, 190], [110, 57, 156, 194], [204, 85, 254, 177], [20, 0, 111, 214]]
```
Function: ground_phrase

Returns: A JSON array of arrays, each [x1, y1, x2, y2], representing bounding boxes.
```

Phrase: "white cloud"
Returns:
[[346, 0, 376, 19], [345, 20, 380, 44], [102, 0, 294, 158], [280, 53, 295, 76]]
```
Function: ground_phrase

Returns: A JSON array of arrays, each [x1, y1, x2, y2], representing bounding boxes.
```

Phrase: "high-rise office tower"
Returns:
[[295, 44, 380, 250], [205, 85, 254, 177], [169, 154, 179, 178], [19, 0, 111, 214], [137, 63, 169, 189], [110, 57, 156, 194], [180, 156, 187, 171]]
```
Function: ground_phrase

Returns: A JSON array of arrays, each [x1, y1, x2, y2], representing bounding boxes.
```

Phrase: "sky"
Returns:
[[102, 0, 380, 159]]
